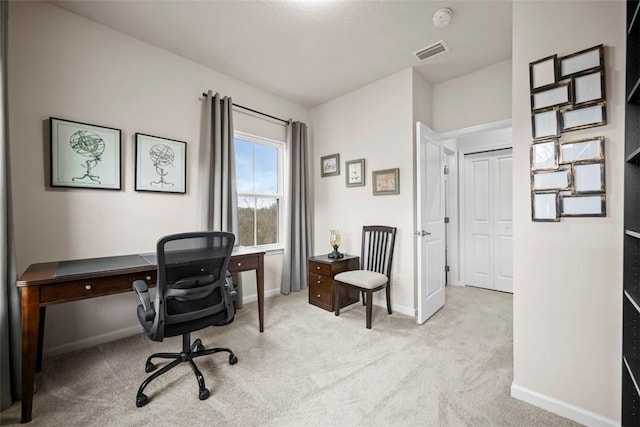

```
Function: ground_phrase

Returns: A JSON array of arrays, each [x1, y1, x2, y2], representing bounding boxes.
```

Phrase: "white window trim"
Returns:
[[234, 131, 286, 250]]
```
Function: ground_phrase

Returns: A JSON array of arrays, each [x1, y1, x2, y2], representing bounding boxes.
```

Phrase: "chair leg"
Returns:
[[365, 290, 373, 329], [335, 283, 341, 316], [386, 286, 392, 314], [361, 291, 366, 306]]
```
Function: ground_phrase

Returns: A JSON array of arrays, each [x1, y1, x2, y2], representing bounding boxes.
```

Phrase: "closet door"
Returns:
[[464, 149, 513, 293]]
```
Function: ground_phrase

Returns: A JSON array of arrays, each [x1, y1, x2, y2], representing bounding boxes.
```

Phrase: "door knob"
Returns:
[[414, 230, 431, 236]]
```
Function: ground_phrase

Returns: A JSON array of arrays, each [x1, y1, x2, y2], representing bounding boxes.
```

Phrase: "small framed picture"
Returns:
[[345, 158, 365, 187], [559, 44, 604, 80], [529, 54, 558, 91], [531, 107, 561, 140], [372, 168, 399, 195], [321, 153, 340, 177], [50, 117, 121, 190], [135, 133, 187, 193]]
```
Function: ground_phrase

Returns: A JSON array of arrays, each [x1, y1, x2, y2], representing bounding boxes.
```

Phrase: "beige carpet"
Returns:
[[1, 286, 579, 426]]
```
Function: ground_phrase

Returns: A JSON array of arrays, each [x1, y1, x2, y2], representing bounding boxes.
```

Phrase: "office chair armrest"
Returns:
[[132, 280, 155, 321]]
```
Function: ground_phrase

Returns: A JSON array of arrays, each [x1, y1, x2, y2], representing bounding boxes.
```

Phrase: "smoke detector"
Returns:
[[432, 8, 453, 28]]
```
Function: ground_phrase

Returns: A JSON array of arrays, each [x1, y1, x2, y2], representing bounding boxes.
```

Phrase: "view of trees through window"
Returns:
[[235, 137, 281, 247]]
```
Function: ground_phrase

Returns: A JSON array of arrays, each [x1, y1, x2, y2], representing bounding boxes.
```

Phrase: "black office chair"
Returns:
[[334, 226, 397, 329], [132, 231, 238, 407]]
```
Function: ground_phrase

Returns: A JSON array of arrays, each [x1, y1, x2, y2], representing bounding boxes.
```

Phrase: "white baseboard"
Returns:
[[510, 383, 618, 427], [369, 295, 415, 318], [44, 290, 282, 359]]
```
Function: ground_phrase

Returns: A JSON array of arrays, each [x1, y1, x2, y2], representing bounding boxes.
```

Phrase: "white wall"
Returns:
[[512, 2, 624, 425], [432, 59, 512, 133], [9, 2, 308, 354], [310, 69, 416, 314]]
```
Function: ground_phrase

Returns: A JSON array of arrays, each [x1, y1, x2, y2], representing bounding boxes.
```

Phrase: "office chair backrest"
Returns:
[[360, 226, 397, 278], [150, 231, 235, 341]]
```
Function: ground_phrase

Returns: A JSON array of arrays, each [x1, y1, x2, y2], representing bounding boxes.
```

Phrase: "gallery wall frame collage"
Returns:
[[50, 117, 187, 194], [320, 153, 400, 195], [529, 44, 607, 222]]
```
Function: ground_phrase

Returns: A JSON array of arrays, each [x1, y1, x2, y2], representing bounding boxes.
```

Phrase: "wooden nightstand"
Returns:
[[308, 254, 360, 312]]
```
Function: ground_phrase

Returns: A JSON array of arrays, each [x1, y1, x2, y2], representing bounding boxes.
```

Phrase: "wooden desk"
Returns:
[[16, 247, 265, 423]]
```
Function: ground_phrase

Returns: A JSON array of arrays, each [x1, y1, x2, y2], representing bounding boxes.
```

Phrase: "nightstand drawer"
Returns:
[[309, 260, 331, 277], [309, 273, 331, 287], [41, 275, 129, 304], [309, 281, 332, 310]]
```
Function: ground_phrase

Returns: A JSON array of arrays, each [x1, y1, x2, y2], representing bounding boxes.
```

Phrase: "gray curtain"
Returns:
[[0, 0, 21, 409], [201, 91, 242, 306], [202, 91, 239, 235], [281, 121, 312, 294]]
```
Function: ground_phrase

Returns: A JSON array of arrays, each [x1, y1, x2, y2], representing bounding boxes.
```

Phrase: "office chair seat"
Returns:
[[334, 270, 387, 289]]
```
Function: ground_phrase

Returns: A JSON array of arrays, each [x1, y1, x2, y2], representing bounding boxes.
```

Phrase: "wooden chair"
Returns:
[[333, 225, 397, 329]]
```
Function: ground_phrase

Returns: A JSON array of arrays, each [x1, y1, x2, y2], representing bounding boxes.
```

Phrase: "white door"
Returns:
[[463, 149, 513, 293], [416, 122, 446, 324]]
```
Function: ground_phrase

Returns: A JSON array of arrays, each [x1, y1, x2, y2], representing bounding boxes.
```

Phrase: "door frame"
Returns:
[[456, 123, 512, 287]]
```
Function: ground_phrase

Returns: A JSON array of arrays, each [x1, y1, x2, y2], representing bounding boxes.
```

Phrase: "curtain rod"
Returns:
[[202, 92, 289, 124]]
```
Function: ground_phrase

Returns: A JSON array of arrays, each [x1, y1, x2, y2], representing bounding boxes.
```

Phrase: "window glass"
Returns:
[[235, 135, 283, 248]]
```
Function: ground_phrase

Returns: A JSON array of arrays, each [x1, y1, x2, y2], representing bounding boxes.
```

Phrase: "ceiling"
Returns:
[[50, 0, 513, 108]]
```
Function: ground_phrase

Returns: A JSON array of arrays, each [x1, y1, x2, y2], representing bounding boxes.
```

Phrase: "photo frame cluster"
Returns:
[[530, 45, 606, 140], [530, 136, 606, 221], [50, 117, 186, 194], [528, 45, 607, 222], [320, 153, 399, 195]]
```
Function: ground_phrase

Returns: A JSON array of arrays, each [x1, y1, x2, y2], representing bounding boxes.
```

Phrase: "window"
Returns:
[[234, 132, 284, 248]]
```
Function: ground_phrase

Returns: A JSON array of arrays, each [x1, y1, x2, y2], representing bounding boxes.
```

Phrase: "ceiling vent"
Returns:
[[414, 41, 449, 61]]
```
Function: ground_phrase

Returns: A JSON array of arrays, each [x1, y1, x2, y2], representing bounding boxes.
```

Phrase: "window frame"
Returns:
[[234, 130, 285, 251]]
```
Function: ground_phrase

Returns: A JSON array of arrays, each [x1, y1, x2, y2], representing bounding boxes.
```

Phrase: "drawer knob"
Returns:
[[237, 262, 242, 267], [316, 266, 320, 270], [317, 280, 321, 284], [146, 276, 152, 281], [317, 294, 321, 298], [85, 284, 92, 291]]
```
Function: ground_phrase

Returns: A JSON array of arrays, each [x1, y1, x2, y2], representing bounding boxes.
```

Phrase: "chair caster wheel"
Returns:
[[145, 361, 156, 373], [229, 354, 238, 365], [199, 388, 210, 400], [136, 394, 149, 407]]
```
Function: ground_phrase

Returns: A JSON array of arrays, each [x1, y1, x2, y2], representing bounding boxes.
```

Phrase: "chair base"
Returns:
[[135, 332, 237, 407], [334, 282, 391, 329]]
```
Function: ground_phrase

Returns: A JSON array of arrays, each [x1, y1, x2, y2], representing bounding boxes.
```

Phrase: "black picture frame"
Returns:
[[135, 133, 187, 194], [50, 117, 121, 190]]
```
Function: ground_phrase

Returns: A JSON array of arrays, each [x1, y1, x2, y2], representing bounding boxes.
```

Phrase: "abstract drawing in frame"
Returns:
[[50, 117, 121, 190], [135, 133, 187, 193]]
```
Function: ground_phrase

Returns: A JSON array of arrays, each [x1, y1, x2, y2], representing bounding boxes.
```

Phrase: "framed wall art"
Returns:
[[560, 194, 606, 217], [531, 192, 559, 222], [561, 102, 607, 133], [529, 54, 558, 90], [559, 137, 604, 164], [372, 168, 399, 195], [558, 44, 604, 80], [572, 69, 605, 105], [345, 158, 365, 187], [135, 133, 186, 193], [531, 108, 561, 140], [50, 117, 121, 190], [531, 82, 572, 112], [321, 153, 340, 177], [530, 139, 558, 171]]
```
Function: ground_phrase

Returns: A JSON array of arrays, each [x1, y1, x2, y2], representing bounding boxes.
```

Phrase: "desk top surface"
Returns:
[[17, 247, 265, 287]]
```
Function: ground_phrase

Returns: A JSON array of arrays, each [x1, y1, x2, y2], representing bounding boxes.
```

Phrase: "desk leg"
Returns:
[[21, 286, 40, 423], [36, 307, 46, 373], [257, 256, 264, 333]]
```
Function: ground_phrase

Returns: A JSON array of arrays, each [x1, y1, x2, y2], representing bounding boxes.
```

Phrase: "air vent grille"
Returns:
[[414, 41, 448, 61]]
